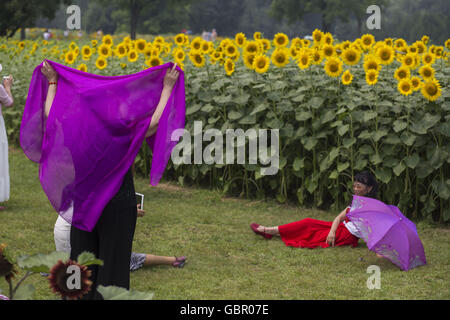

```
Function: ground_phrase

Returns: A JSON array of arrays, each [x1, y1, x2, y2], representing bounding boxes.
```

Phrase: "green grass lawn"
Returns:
[[1, 146, 449, 300]]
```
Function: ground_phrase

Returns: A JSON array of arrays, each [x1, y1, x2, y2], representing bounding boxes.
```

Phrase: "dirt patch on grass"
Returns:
[[155, 182, 193, 194]]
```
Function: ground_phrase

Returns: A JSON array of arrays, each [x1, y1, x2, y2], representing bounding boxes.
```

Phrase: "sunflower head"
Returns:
[[321, 44, 335, 58], [324, 57, 343, 78], [422, 52, 435, 65], [361, 34, 375, 49], [312, 29, 324, 44], [244, 41, 261, 55], [127, 50, 139, 63], [77, 64, 87, 72], [95, 57, 107, 70], [341, 70, 353, 85], [421, 78, 442, 102], [252, 54, 270, 74], [235, 33, 246, 47], [273, 33, 289, 48], [401, 53, 416, 69], [244, 53, 256, 70], [146, 56, 163, 68], [102, 35, 113, 47], [48, 259, 92, 300], [419, 65, 435, 80], [135, 39, 147, 53], [224, 58, 235, 76], [65, 51, 76, 64], [271, 48, 290, 67], [98, 44, 111, 57], [311, 50, 323, 65], [365, 69, 379, 85], [394, 66, 411, 81], [253, 31, 262, 40], [398, 79, 413, 96], [411, 76, 422, 91], [174, 34, 185, 46], [190, 52, 205, 68], [342, 47, 361, 66], [376, 45, 395, 65], [297, 49, 312, 70]]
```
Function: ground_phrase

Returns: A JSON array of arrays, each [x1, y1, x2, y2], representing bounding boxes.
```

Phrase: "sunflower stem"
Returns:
[[11, 271, 33, 298]]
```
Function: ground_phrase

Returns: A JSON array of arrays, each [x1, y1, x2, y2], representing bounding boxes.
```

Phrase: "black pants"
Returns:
[[70, 168, 137, 300]]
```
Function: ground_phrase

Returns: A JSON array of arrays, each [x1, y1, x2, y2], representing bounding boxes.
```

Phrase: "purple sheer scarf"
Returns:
[[20, 60, 185, 231]]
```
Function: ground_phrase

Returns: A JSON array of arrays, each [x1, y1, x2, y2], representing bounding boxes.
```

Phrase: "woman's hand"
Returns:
[[137, 204, 146, 217], [2, 75, 14, 89], [326, 231, 336, 247], [41, 61, 58, 82], [163, 63, 179, 91]]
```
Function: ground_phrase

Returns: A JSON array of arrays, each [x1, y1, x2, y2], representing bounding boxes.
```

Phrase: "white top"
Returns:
[[0, 84, 13, 112], [343, 206, 362, 238]]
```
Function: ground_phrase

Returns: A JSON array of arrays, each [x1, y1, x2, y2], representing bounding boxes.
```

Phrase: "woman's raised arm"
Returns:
[[41, 61, 58, 118]]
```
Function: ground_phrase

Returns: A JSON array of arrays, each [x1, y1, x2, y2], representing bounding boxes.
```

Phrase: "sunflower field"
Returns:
[[1, 29, 449, 222]]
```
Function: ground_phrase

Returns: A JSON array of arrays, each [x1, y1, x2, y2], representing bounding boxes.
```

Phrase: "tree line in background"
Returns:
[[1, 0, 449, 44]]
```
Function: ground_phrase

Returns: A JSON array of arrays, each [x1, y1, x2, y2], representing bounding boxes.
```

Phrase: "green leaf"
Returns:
[[400, 132, 416, 146], [321, 110, 336, 124], [228, 111, 243, 120], [97, 285, 154, 300], [375, 168, 392, 183], [250, 103, 269, 115], [393, 161, 406, 176], [373, 129, 388, 142], [405, 153, 420, 169], [342, 137, 356, 149], [337, 162, 349, 172], [186, 104, 201, 115], [393, 120, 408, 133], [329, 170, 338, 179], [370, 153, 383, 165], [76, 252, 103, 267], [201, 104, 214, 113], [337, 124, 349, 136], [295, 110, 312, 121], [293, 158, 304, 171], [17, 251, 70, 273], [238, 114, 256, 125], [291, 94, 305, 102], [303, 137, 317, 151], [309, 97, 325, 109], [363, 111, 377, 122], [233, 93, 250, 106], [213, 94, 232, 104], [438, 122, 450, 137]]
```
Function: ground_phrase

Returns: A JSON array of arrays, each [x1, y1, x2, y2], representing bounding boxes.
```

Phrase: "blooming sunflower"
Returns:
[[77, 63, 87, 72], [135, 39, 147, 53], [323, 32, 334, 45], [376, 45, 395, 65], [253, 31, 262, 40], [273, 33, 289, 48], [297, 49, 312, 70], [48, 260, 92, 300], [127, 49, 139, 63], [173, 48, 185, 62], [394, 38, 407, 50], [365, 69, 379, 85], [146, 56, 163, 68], [252, 54, 270, 74], [411, 76, 422, 91], [311, 50, 323, 65], [324, 57, 343, 78], [190, 37, 203, 52], [321, 44, 335, 59], [65, 51, 76, 64], [401, 53, 416, 69], [419, 65, 435, 80], [189, 51, 205, 68], [102, 34, 113, 46], [174, 33, 185, 46], [95, 56, 107, 70], [363, 55, 381, 72], [422, 52, 435, 65], [243, 41, 261, 55], [445, 39, 450, 50], [361, 34, 375, 50], [421, 78, 441, 101], [243, 53, 256, 70], [312, 29, 323, 44], [235, 33, 246, 47], [224, 43, 238, 57], [115, 43, 127, 58], [81, 45, 92, 57], [394, 66, 410, 81], [397, 79, 413, 96], [224, 58, 235, 76], [341, 47, 361, 66], [98, 43, 112, 57], [413, 41, 426, 54], [259, 38, 271, 52], [271, 48, 290, 67], [341, 70, 353, 85]]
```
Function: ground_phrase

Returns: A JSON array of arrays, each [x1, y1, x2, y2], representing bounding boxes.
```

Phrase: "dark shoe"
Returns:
[[250, 223, 273, 239], [172, 256, 186, 268]]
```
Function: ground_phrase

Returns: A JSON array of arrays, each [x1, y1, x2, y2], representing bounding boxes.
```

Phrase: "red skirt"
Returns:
[[278, 218, 359, 249]]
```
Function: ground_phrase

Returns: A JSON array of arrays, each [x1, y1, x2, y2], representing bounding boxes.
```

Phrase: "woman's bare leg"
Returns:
[[257, 225, 280, 236], [143, 254, 176, 266]]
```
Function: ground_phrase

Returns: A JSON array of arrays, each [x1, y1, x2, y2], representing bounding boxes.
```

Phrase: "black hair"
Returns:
[[354, 170, 378, 198]]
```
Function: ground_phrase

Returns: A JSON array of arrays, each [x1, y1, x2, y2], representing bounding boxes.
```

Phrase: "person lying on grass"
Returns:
[[251, 170, 383, 258]]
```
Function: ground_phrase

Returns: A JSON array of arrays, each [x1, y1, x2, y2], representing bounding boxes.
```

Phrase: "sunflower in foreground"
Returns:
[[411, 76, 422, 92], [324, 57, 343, 78], [297, 49, 312, 70], [376, 45, 395, 65], [341, 47, 361, 66], [235, 33, 246, 47], [397, 79, 413, 96], [365, 69, 379, 85], [174, 33, 185, 46], [224, 58, 235, 76], [394, 66, 410, 81], [273, 33, 289, 48], [98, 43, 112, 58], [244, 53, 256, 70], [77, 63, 87, 72], [312, 29, 323, 44], [341, 70, 353, 85], [189, 51, 205, 68], [135, 39, 147, 53], [361, 34, 375, 50], [127, 49, 139, 63], [422, 52, 435, 65], [419, 65, 435, 80], [271, 48, 290, 68], [146, 56, 163, 68], [95, 56, 107, 70], [421, 78, 441, 102], [48, 260, 92, 300], [253, 54, 270, 74], [363, 55, 381, 72], [115, 43, 127, 58], [65, 51, 76, 64]]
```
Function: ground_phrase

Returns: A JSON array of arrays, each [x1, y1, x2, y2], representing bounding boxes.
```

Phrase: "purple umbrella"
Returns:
[[346, 195, 427, 271]]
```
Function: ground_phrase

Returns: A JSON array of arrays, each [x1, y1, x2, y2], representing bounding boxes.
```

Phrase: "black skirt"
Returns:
[[70, 167, 138, 300]]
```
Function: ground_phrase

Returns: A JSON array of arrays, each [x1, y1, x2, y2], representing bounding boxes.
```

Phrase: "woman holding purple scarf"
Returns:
[[36, 61, 181, 299]]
